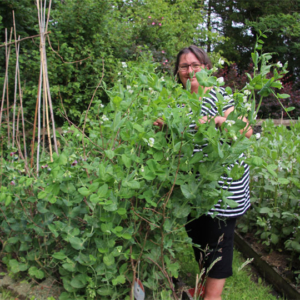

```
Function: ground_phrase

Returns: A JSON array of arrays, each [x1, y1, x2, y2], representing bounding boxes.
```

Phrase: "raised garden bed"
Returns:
[[234, 231, 300, 300]]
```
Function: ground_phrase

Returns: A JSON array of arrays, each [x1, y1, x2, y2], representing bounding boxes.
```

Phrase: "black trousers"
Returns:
[[185, 214, 237, 279]]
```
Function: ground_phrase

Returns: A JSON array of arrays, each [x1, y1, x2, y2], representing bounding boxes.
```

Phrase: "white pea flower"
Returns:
[[127, 85, 131, 89], [118, 72, 121, 75], [243, 96, 248, 103], [216, 77, 224, 84], [148, 138, 155, 147], [255, 133, 261, 140], [232, 135, 237, 141], [211, 66, 218, 73], [245, 103, 251, 111], [102, 115, 109, 122], [141, 165, 145, 172], [225, 120, 235, 126], [122, 62, 127, 68], [161, 76, 165, 81], [166, 157, 169, 161], [276, 61, 283, 68], [218, 58, 225, 65], [100, 104, 104, 108], [128, 90, 134, 94], [243, 89, 251, 95]]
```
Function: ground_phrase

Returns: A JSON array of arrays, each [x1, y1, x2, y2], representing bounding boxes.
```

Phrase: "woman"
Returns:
[[155, 46, 252, 300]]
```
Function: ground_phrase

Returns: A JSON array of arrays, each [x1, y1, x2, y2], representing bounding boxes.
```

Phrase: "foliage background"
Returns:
[[1, 0, 299, 126]]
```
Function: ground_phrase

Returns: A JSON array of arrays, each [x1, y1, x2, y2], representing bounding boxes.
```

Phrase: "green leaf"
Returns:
[[9, 259, 28, 273], [277, 177, 290, 185], [97, 287, 113, 296], [133, 123, 144, 132], [266, 164, 278, 177], [121, 233, 132, 240], [38, 191, 48, 199], [271, 234, 279, 245], [181, 183, 197, 200], [105, 150, 115, 159], [62, 278, 77, 292], [225, 199, 238, 208], [29, 267, 45, 279], [112, 274, 126, 285], [71, 274, 88, 289], [97, 184, 109, 197], [122, 180, 140, 189], [260, 207, 272, 214], [277, 93, 290, 99], [5, 195, 12, 206], [285, 107, 295, 112], [90, 194, 100, 204], [52, 252, 67, 260], [78, 187, 90, 196], [89, 182, 100, 193], [7, 237, 19, 244], [58, 154, 68, 165], [122, 154, 132, 168], [249, 156, 264, 167], [62, 262, 76, 272], [117, 208, 127, 215], [69, 237, 85, 250], [103, 254, 115, 266]]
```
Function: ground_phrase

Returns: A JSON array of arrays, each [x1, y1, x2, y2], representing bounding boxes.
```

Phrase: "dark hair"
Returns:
[[174, 45, 212, 85]]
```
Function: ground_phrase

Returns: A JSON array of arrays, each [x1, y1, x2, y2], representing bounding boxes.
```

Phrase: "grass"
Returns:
[[222, 249, 282, 299], [177, 244, 283, 300]]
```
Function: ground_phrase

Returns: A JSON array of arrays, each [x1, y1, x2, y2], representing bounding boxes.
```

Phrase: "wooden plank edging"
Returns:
[[256, 119, 299, 126]]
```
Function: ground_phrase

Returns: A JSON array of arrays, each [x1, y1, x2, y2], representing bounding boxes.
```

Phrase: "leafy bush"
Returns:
[[238, 120, 300, 270], [0, 55, 253, 299]]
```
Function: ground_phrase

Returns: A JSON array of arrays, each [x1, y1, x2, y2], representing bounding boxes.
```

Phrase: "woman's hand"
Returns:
[[198, 115, 226, 127], [153, 118, 164, 131]]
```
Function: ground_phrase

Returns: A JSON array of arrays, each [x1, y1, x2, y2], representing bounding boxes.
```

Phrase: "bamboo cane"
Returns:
[[0, 28, 13, 146], [12, 11, 18, 148], [16, 36, 28, 160], [38, 0, 53, 162], [43, 0, 58, 154], [0, 29, 8, 128], [31, 66, 42, 169], [6, 29, 13, 146], [36, 61, 43, 174]]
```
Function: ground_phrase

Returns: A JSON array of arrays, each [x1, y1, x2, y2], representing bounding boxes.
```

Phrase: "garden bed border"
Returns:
[[234, 230, 300, 300]]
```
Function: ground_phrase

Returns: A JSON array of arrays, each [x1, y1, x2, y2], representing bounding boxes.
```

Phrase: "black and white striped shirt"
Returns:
[[188, 87, 250, 218]]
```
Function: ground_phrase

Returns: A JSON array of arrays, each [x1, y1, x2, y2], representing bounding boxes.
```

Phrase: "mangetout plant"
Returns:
[[0, 33, 289, 299], [238, 120, 300, 270]]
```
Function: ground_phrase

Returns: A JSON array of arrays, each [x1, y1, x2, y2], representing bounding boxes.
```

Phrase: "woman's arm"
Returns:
[[199, 106, 253, 139]]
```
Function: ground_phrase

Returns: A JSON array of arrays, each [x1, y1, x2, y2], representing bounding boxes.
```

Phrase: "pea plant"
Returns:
[[239, 120, 300, 268], [0, 33, 289, 299]]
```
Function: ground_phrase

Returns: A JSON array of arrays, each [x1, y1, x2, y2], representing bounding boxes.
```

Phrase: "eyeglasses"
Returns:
[[178, 63, 202, 72]]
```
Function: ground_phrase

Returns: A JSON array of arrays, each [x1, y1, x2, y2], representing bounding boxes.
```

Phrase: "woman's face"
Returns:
[[178, 52, 205, 93]]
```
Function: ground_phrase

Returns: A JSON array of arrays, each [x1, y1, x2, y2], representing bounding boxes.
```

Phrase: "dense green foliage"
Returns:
[[0, 0, 215, 124], [238, 120, 300, 280]]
